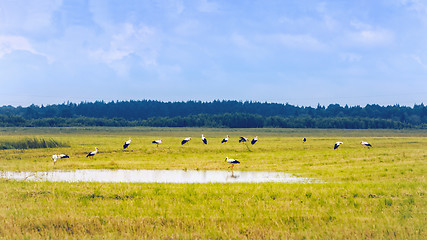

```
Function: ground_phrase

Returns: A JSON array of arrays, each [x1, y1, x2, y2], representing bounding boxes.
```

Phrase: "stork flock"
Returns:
[[51, 135, 373, 169]]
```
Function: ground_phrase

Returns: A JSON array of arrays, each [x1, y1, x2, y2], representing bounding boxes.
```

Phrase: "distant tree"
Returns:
[[0, 100, 425, 128]]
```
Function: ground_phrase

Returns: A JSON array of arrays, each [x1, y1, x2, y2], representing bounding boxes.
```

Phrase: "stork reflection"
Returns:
[[227, 170, 240, 179]]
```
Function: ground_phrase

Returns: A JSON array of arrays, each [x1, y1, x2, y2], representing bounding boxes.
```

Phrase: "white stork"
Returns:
[[123, 137, 131, 149], [181, 137, 191, 145], [52, 155, 58, 164], [221, 135, 229, 143], [152, 140, 162, 147], [225, 157, 240, 169], [201, 134, 207, 145], [334, 142, 343, 150], [239, 136, 248, 143], [52, 154, 69, 164], [303, 137, 307, 143], [251, 136, 258, 145], [361, 141, 372, 148], [86, 147, 98, 158]]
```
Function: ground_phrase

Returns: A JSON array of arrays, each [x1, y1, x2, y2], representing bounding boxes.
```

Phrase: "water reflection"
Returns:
[[1, 169, 314, 183]]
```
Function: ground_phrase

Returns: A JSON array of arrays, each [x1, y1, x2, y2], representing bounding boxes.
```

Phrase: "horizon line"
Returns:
[[1, 99, 425, 109]]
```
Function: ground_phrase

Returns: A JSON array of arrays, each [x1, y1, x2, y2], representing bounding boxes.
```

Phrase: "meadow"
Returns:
[[0, 127, 426, 239]]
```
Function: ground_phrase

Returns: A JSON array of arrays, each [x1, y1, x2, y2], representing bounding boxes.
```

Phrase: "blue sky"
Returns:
[[0, 0, 426, 107]]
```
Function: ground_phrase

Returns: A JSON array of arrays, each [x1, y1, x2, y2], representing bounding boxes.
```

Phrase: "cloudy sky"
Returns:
[[0, 0, 426, 107]]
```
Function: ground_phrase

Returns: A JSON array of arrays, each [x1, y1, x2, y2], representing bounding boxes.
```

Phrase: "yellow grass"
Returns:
[[0, 127, 426, 239]]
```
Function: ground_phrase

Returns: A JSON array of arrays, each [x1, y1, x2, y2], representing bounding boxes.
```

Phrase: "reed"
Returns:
[[0, 137, 69, 150]]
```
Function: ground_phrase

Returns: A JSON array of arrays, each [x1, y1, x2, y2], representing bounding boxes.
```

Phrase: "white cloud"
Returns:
[[231, 33, 255, 49], [350, 20, 373, 30], [0, 36, 34, 57], [174, 19, 202, 36], [349, 29, 394, 46], [341, 19, 395, 47], [90, 48, 129, 65], [0, 35, 52, 62], [410, 54, 427, 69], [259, 34, 326, 51], [400, 0, 427, 13], [89, 23, 159, 73], [387, 0, 427, 23], [315, 2, 339, 31], [161, 0, 185, 15], [0, 0, 61, 33]]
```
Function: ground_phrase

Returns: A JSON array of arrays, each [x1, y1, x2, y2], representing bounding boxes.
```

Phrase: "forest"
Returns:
[[0, 100, 426, 128]]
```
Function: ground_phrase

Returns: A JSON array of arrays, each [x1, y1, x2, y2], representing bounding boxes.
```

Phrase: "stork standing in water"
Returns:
[[86, 147, 98, 158], [334, 142, 343, 150], [152, 140, 162, 147], [225, 157, 240, 169], [221, 135, 229, 143], [181, 137, 191, 145], [361, 141, 372, 148], [123, 137, 131, 149], [52, 154, 69, 164], [251, 136, 258, 145]]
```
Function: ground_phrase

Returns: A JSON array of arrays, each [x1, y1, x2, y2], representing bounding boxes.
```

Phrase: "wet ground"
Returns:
[[1, 169, 314, 183]]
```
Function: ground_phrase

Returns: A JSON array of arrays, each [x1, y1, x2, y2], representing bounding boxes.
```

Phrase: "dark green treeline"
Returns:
[[0, 100, 426, 128]]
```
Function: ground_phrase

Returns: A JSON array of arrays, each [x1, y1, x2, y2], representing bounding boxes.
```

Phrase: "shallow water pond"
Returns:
[[1, 169, 314, 183]]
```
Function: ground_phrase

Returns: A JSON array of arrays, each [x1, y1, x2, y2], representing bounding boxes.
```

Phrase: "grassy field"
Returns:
[[0, 127, 426, 239]]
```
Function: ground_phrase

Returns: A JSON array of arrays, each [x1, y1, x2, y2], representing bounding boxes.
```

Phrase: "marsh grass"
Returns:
[[0, 127, 426, 239], [0, 137, 69, 150], [0, 181, 424, 239]]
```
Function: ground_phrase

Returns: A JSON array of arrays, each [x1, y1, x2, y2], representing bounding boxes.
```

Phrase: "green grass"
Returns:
[[0, 127, 426, 239]]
